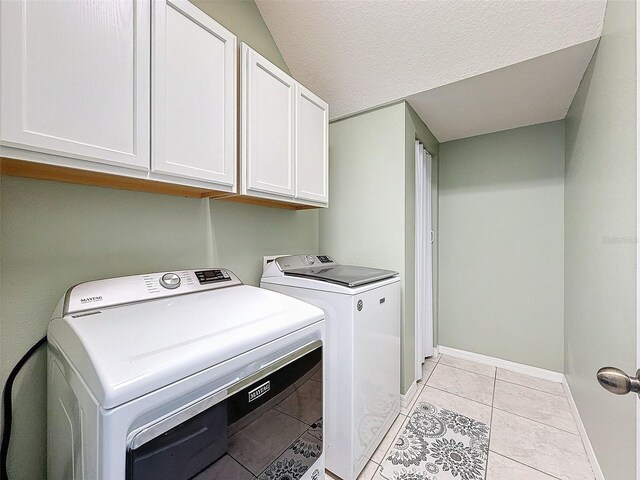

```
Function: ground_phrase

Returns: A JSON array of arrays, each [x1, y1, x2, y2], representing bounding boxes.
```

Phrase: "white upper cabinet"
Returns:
[[152, 0, 236, 190], [241, 44, 328, 207], [1, 0, 151, 169], [241, 44, 296, 199], [295, 84, 329, 204], [1, 5, 325, 201]]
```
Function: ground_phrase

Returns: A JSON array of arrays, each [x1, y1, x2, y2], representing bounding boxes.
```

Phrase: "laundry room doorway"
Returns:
[[414, 140, 435, 381]]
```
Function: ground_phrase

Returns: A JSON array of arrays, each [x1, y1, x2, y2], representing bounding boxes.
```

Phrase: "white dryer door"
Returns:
[[126, 343, 323, 480]]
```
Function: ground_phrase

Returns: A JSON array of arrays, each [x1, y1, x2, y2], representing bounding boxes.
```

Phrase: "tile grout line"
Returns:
[[424, 383, 493, 408], [372, 462, 384, 480], [491, 406, 581, 437], [382, 360, 495, 480], [254, 425, 314, 479], [435, 356, 565, 396], [491, 371, 581, 437], [272, 405, 316, 428], [417, 355, 586, 480], [438, 358, 497, 379], [380, 413, 411, 470], [427, 363, 495, 405], [402, 383, 425, 414], [435, 359, 496, 379], [408, 360, 438, 412], [489, 450, 564, 480], [495, 376, 566, 398], [429, 360, 573, 432], [563, 378, 602, 480], [406, 360, 434, 412], [436, 350, 566, 394], [373, 406, 414, 474], [367, 369, 425, 475], [226, 452, 259, 479], [418, 361, 437, 388]]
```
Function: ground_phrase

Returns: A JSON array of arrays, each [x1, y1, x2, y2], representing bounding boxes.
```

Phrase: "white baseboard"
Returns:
[[401, 380, 419, 408], [437, 345, 564, 383], [436, 345, 603, 479], [563, 378, 605, 480]]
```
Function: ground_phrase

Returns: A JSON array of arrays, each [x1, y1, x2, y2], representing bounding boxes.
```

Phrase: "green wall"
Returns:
[[438, 121, 565, 372], [0, 3, 313, 479], [320, 102, 406, 280], [190, 0, 290, 74], [565, 0, 637, 477], [320, 102, 439, 394]]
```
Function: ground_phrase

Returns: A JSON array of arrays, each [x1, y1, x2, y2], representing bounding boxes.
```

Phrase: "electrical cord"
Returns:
[[1, 336, 47, 480]]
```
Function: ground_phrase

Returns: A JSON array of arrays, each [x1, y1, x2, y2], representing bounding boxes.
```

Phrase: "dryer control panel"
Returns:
[[63, 268, 242, 315], [195, 269, 231, 284]]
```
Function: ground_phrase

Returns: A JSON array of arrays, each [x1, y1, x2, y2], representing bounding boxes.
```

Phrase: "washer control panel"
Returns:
[[64, 268, 242, 315], [274, 255, 336, 271]]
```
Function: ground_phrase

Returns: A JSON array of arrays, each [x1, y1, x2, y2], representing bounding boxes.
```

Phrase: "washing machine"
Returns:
[[261, 255, 401, 480], [47, 268, 325, 480]]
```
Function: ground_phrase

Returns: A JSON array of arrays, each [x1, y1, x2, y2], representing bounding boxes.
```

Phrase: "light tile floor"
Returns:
[[327, 354, 594, 480]]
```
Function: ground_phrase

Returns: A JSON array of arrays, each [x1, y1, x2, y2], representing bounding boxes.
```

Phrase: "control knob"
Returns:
[[160, 273, 181, 289]]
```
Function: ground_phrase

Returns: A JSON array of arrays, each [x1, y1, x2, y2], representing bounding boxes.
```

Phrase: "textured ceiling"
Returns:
[[256, 0, 606, 139], [407, 39, 599, 142]]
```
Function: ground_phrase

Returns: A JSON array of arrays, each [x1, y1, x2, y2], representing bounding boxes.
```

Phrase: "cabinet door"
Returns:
[[295, 84, 329, 205], [1, 0, 150, 169], [152, 0, 236, 188], [242, 45, 295, 198]]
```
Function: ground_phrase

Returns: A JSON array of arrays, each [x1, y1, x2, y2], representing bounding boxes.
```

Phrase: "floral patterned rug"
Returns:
[[379, 403, 489, 480], [258, 418, 323, 480]]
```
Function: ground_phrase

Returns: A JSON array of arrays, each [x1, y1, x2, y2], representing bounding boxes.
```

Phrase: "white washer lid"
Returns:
[[283, 265, 398, 287], [48, 285, 324, 409], [261, 255, 400, 294]]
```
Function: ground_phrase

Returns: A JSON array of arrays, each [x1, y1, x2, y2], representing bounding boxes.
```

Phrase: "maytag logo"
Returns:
[[80, 296, 103, 304], [248, 381, 270, 403]]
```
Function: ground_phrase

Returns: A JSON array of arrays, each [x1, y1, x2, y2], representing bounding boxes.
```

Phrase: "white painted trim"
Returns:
[[401, 380, 419, 409], [563, 378, 605, 480], [415, 140, 423, 382], [437, 345, 564, 383], [636, 1, 640, 477]]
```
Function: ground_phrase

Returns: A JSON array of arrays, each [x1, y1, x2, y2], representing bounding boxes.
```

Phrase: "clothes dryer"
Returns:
[[48, 268, 325, 480]]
